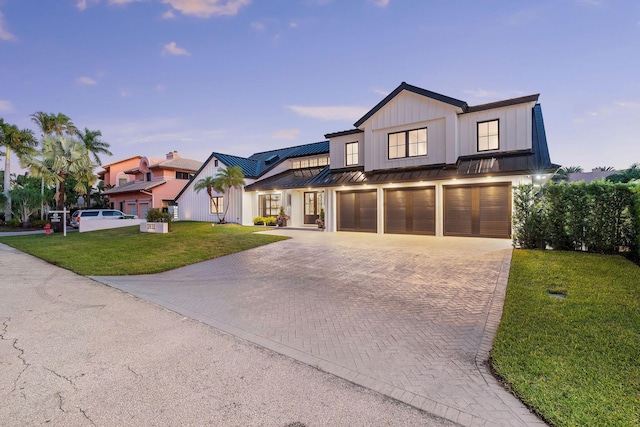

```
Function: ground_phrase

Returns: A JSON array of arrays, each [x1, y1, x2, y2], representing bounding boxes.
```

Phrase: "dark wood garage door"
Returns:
[[337, 190, 377, 232], [385, 187, 436, 235], [444, 183, 512, 238]]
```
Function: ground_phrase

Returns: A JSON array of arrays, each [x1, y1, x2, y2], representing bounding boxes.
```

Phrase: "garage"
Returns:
[[384, 187, 436, 235], [337, 190, 377, 232], [443, 183, 512, 238]]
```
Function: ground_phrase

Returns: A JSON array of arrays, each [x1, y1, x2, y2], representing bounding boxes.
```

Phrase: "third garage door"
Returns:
[[444, 183, 512, 238], [385, 187, 436, 235]]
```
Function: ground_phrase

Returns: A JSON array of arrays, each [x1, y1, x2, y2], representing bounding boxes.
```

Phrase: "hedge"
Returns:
[[513, 182, 639, 255]]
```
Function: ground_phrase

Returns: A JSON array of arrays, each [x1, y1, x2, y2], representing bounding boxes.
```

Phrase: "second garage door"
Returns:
[[337, 190, 377, 232], [385, 187, 436, 235], [444, 183, 512, 238]]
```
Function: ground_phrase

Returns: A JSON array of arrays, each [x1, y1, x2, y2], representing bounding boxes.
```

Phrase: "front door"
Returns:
[[304, 192, 323, 225]]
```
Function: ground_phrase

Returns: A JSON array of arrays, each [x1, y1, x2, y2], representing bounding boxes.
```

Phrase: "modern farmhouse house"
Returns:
[[176, 82, 557, 238]]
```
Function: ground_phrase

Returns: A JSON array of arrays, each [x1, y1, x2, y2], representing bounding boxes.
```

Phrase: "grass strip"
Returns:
[[0, 221, 288, 276], [492, 250, 640, 426]]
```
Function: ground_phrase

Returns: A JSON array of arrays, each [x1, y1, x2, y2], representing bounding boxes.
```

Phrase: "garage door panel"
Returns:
[[444, 187, 473, 236], [444, 184, 511, 238], [385, 187, 435, 235], [338, 190, 377, 233]]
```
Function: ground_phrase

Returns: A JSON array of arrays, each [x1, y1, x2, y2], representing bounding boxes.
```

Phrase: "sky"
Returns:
[[1, 0, 639, 172]]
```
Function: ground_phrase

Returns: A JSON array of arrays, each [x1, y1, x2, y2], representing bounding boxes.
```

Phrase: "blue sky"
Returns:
[[1, 0, 639, 171]]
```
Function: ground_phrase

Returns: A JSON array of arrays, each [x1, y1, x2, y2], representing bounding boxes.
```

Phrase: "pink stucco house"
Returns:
[[99, 151, 202, 219]]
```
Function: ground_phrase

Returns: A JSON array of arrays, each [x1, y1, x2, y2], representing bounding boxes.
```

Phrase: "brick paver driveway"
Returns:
[[93, 230, 544, 426]]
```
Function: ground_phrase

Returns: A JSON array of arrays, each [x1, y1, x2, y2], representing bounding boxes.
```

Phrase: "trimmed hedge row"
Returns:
[[513, 182, 639, 255]]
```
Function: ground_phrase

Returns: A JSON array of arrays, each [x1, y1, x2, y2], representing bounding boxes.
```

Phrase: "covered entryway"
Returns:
[[337, 190, 377, 232], [384, 187, 436, 235], [443, 183, 512, 238]]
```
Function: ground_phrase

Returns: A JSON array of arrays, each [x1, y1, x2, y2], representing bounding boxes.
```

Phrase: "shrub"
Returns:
[[5, 218, 20, 228], [264, 216, 277, 226], [512, 184, 543, 249], [30, 219, 48, 229], [146, 208, 172, 223], [253, 216, 265, 225]]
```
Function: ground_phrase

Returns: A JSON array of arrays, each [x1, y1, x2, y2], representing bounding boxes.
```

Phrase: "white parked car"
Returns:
[[70, 209, 138, 228]]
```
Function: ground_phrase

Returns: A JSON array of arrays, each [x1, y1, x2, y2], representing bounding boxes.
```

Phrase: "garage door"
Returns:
[[337, 190, 377, 232], [385, 187, 436, 235], [444, 183, 511, 238]]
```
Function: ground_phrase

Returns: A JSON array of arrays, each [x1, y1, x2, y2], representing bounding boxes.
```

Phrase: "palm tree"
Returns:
[[1, 119, 38, 220], [193, 165, 245, 223], [552, 165, 583, 183], [594, 166, 615, 172], [75, 127, 112, 166], [28, 135, 95, 230]]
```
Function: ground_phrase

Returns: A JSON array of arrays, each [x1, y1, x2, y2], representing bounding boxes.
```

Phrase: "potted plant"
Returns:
[[315, 208, 325, 229], [276, 206, 289, 227], [141, 208, 172, 233]]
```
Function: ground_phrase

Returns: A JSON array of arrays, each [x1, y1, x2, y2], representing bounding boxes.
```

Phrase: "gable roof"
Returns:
[[174, 141, 330, 201], [103, 179, 166, 195], [465, 94, 540, 113], [353, 82, 468, 128]]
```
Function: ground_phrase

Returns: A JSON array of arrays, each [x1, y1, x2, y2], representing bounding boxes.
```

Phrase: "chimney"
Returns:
[[166, 151, 180, 160]]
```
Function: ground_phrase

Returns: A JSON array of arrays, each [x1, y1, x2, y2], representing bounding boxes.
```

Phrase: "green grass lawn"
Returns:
[[0, 221, 288, 275], [492, 250, 640, 426]]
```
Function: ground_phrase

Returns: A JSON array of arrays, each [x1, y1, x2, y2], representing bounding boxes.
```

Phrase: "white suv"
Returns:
[[70, 209, 137, 228]]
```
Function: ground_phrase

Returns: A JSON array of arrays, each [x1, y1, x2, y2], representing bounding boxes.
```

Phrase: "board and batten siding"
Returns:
[[329, 133, 364, 169], [176, 160, 253, 224], [458, 102, 534, 156], [359, 91, 461, 172]]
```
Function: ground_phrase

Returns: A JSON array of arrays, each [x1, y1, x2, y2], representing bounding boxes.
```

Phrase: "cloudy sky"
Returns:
[[1, 0, 639, 170]]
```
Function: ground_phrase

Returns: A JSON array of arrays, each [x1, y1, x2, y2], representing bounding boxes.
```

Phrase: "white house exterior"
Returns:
[[175, 82, 557, 238]]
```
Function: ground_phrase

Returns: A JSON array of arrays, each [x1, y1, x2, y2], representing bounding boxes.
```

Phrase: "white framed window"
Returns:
[[210, 196, 223, 214], [345, 142, 358, 166], [478, 119, 499, 151], [388, 128, 427, 159]]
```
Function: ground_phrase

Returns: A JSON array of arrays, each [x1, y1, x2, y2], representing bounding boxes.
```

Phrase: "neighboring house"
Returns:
[[177, 82, 557, 238], [100, 151, 202, 219], [567, 168, 617, 183]]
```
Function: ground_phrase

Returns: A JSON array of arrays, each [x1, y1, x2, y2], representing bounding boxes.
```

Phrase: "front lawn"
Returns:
[[492, 250, 640, 426], [0, 222, 287, 275]]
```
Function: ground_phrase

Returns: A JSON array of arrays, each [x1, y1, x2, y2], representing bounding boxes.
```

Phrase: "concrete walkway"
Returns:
[[0, 242, 453, 426], [93, 230, 545, 427]]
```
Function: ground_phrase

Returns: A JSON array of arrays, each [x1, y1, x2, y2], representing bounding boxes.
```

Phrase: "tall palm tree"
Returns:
[[75, 127, 112, 166], [28, 135, 95, 230], [552, 165, 583, 183], [1, 119, 38, 220], [193, 165, 245, 223]]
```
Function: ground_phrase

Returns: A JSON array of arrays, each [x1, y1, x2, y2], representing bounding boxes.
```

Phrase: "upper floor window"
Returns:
[[388, 128, 427, 159], [291, 157, 330, 169], [176, 171, 192, 180], [146, 172, 152, 182], [478, 119, 499, 151], [345, 142, 358, 166], [214, 159, 219, 167], [118, 177, 127, 186]]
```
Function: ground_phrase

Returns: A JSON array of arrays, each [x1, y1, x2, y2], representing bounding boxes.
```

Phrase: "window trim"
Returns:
[[477, 119, 500, 152], [345, 142, 359, 166], [388, 127, 428, 160]]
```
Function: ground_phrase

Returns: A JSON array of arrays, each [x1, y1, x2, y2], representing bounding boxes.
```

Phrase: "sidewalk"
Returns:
[[0, 243, 453, 427]]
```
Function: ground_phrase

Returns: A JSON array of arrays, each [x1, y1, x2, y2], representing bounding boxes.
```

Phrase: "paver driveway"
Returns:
[[92, 230, 544, 427]]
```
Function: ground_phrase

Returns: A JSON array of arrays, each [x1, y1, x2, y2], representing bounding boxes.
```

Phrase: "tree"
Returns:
[[607, 163, 640, 184], [194, 165, 245, 224], [30, 112, 77, 137], [75, 127, 112, 166], [1, 119, 38, 220], [551, 165, 583, 183], [28, 135, 95, 230], [9, 174, 45, 228], [594, 166, 615, 172]]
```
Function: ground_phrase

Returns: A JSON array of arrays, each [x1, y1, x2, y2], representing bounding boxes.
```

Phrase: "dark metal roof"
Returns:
[[353, 82, 468, 128], [324, 129, 364, 139], [532, 104, 552, 168], [103, 180, 166, 195], [465, 94, 540, 113], [307, 150, 558, 188], [245, 167, 327, 191]]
